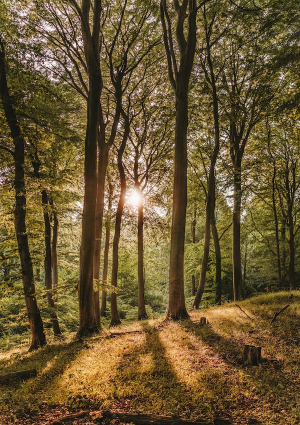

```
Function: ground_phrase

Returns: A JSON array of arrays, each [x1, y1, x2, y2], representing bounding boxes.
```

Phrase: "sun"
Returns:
[[127, 188, 143, 208]]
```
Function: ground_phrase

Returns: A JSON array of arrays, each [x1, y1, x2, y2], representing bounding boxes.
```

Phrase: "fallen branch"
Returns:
[[0, 369, 37, 384], [47, 409, 231, 425], [107, 329, 145, 338], [235, 304, 253, 320], [101, 411, 213, 424], [270, 304, 290, 324], [48, 410, 90, 424]]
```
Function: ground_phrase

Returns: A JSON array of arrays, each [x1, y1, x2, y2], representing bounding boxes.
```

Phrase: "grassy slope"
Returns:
[[0, 291, 299, 425]]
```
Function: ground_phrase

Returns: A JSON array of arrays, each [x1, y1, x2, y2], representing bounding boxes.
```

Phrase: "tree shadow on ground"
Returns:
[[112, 321, 207, 420], [180, 320, 243, 366], [180, 319, 299, 418], [0, 337, 88, 415]]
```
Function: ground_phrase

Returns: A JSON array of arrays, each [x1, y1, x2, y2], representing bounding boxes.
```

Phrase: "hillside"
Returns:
[[0, 292, 299, 425]]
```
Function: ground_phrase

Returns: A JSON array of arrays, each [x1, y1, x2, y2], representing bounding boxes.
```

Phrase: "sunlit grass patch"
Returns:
[[0, 292, 299, 424]]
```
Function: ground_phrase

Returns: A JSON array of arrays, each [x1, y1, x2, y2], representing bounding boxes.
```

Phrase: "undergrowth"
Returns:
[[0, 291, 299, 425]]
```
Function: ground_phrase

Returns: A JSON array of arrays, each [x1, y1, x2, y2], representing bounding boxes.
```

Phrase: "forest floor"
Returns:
[[0, 292, 299, 425]]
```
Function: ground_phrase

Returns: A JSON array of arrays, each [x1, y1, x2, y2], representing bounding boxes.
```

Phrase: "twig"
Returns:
[[235, 304, 253, 320], [270, 304, 290, 324]]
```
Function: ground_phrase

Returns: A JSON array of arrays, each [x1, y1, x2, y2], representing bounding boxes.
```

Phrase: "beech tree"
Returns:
[[160, 0, 198, 319], [0, 40, 46, 350]]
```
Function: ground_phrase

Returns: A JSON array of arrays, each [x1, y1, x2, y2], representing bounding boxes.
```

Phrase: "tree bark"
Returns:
[[191, 211, 196, 296], [110, 116, 129, 327], [77, 0, 103, 335], [232, 156, 242, 301], [0, 41, 46, 350], [100, 181, 113, 317], [51, 202, 59, 290], [93, 144, 109, 326], [32, 160, 61, 337], [160, 0, 197, 320], [41, 189, 61, 336], [212, 214, 222, 305], [193, 15, 220, 309], [137, 191, 147, 319], [168, 86, 189, 319]]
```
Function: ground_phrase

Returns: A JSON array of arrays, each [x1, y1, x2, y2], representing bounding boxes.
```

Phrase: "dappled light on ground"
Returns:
[[0, 293, 299, 424]]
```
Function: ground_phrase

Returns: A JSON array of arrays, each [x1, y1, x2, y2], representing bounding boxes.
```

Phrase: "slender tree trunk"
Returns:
[[272, 172, 282, 288], [0, 42, 46, 350], [93, 145, 109, 326], [137, 192, 147, 319], [191, 211, 196, 296], [192, 21, 220, 309], [212, 214, 222, 305], [100, 181, 113, 317], [287, 204, 295, 290], [110, 117, 129, 327], [242, 240, 247, 299], [31, 160, 61, 337], [281, 220, 287, 287], [267, 132, 282, 289], [51, 203, 59, 290], [288, 222, 295, 290], [232, 158, 242, 301], [41, 189, 61, 336]]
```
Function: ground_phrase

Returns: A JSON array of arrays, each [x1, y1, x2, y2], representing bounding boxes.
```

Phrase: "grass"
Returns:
[[0, 291, 299, 424]]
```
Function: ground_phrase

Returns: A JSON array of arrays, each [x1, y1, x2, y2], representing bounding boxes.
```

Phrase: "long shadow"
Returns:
[[180, 319, 298, 417], [113, 322, 189, 415], [180, 320, 243, 366], [0, 337, 88, 415], [111, 321, 234, 424]]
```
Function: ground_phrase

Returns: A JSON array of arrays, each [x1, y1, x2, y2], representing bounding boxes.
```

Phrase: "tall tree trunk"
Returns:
[[267, 130, 282, 289], [232, 158, 242, 301], [110, 117, 129, 327], [0, 42, 46, 350], [41, 189, 61, 336], [32, 160, 61, 337], [192, 16, 220, 309], [191, 211, 196, 296], [242, 239, 247, 299], [160, 0, 197, 320], [281, 219, 287, 287], [77, 0, 102, 336], [79, 75, 101, 335], [272, 171, 282, 288], [137, 191, 147, 319], [168, 86, 189, 319], [51, 202, 59, 290], [212, 214, 222, 305], [93, 144, 109, 326], [288, 219, 295, 290], [100, 181, 113, 317]]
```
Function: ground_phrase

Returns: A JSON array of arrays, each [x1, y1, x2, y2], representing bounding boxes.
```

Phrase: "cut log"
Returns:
[[243, 345, 262, 366], [101, 411, 212, 424], [199, 317, 209, 325], [0, 369, 37, 384]]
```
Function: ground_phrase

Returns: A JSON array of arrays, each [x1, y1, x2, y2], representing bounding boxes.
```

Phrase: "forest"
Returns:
[[0, 0, 299, 424]]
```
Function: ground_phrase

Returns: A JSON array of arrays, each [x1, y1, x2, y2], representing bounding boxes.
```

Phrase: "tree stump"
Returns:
[[267, 285, 272, 293], [199, 317, 209, 325], [243, 345, 262, 366]]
